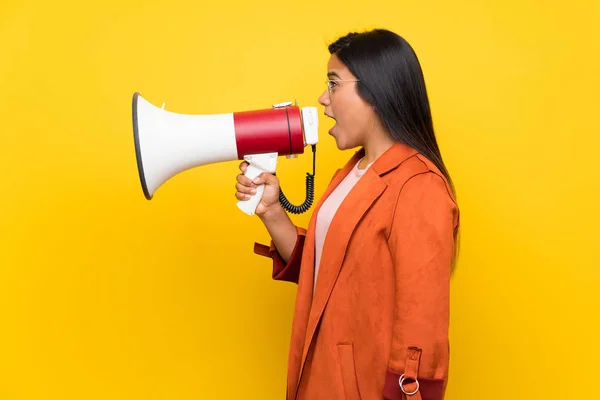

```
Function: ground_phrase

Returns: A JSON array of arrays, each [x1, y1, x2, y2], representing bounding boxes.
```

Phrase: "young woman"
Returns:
[[236, 28, 460, 400]]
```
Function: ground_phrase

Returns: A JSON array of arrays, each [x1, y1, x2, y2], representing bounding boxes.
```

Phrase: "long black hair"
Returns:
[[328, 29, 456, 196]]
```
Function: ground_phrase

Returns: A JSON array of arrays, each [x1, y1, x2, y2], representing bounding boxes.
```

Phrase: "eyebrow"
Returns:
[[327, 71, 341, 79]]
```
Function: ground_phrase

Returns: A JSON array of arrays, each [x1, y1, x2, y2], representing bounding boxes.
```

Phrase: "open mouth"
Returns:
[[325, 113, 336, 134]]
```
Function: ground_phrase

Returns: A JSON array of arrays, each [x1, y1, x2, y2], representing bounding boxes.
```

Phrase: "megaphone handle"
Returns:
[[236, 152, 279, 216]]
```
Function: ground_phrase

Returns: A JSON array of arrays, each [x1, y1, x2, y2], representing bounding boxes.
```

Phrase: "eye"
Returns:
[[328, 80, 339, 90]]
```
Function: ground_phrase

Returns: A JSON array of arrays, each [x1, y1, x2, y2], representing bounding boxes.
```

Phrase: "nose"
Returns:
[[318, 89, 330, 107]]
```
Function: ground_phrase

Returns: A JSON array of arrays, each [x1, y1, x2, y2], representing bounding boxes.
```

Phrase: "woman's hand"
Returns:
[[235, 161, 282, 218]]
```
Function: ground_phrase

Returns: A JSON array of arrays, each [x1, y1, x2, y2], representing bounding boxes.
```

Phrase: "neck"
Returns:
[[358, 133, 395, 169]]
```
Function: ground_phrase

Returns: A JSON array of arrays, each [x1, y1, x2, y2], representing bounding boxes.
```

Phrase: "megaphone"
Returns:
[[132, 92, 319, 216]]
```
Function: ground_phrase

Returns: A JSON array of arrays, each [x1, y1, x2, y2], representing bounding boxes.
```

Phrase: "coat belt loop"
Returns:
[[399, 346, 422, 400]]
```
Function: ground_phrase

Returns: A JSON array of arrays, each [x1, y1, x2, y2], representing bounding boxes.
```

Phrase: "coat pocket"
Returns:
[[337, 343, 361, 400]]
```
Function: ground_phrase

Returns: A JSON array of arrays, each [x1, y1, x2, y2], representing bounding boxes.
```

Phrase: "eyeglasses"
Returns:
[[326, 79, 360, 92]]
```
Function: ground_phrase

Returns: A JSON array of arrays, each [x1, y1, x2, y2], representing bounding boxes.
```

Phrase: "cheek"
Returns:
[[341, 101, 372, 134], [331, 93, 373, 141], [333, 96, 359, 125]]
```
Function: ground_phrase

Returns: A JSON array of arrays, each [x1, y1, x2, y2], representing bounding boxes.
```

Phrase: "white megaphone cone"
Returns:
[[132, 92, 319, 216]]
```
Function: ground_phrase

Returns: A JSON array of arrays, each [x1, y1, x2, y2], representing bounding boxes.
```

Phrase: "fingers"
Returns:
[[235, 191, 252, 201], [236, 172, 256, 188], [235, 181, 257, 199], [235, 164, 278, 202], [236, 162, 256, 201], [235, 165, 256, 200]]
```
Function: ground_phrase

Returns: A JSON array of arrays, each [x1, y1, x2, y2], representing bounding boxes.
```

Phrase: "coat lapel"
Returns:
[[297, 149, 364, 296], [287, 150, 363, 400], [301, 148, 366, 288], [301, 166, 387, 349]]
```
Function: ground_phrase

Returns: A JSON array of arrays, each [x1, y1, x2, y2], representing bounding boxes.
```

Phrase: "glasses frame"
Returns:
[[326, 78, 360, 93]]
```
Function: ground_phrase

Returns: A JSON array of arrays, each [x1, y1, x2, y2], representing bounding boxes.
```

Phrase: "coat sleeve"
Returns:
[[252, 168, 342, 285], [253, 226, 307, 284], [383, 172, 459, 400]]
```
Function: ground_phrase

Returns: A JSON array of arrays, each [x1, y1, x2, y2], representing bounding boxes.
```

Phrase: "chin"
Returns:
[[331, 134, 345, 150], [333, 137, 357, 151], [334, 139, 347, 150], [331, 128, 359, 151]]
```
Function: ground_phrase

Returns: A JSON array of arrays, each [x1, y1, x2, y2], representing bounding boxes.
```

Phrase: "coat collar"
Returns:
[[357, 141, 420, 176]]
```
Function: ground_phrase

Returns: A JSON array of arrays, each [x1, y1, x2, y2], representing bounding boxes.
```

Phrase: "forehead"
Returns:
[[327, 54, 352, 77]]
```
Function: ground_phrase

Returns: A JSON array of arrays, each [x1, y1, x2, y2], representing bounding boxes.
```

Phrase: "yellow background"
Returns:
[[1, 0, 599, 398]]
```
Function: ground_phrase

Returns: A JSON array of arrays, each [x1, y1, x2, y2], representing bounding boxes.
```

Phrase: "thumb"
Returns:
[[253, 172, 278, 187]]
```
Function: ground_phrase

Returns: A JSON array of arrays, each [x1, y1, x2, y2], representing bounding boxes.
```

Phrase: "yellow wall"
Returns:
[[1, 0, 598, 398]]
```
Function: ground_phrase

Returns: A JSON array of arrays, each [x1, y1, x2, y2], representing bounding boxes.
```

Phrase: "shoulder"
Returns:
[[386, 164, 460, 248], [384, 154, 459, 227], [384, 153, 454, 199]]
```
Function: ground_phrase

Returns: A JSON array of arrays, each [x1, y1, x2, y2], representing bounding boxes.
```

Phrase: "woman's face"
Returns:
[[318, 54, 379, 151]]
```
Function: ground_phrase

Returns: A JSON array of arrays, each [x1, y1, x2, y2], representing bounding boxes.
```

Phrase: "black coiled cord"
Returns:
[[278, 144, 316, 214]]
